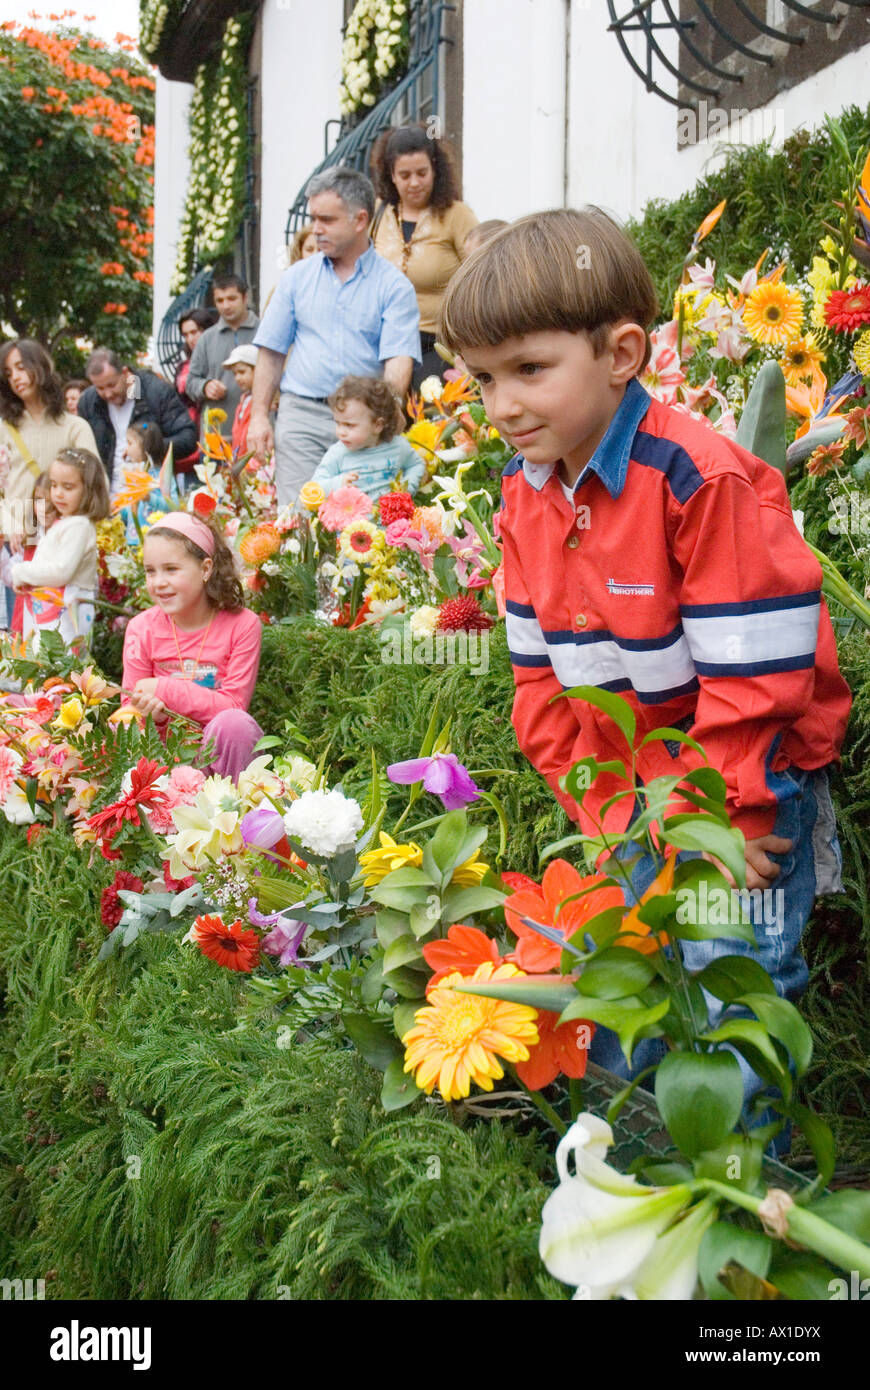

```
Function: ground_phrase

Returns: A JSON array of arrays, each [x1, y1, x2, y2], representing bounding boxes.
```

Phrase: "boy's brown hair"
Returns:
[[440, 207, 659, 369], [327, 375, 404, 443], [53, 447, 110, 521]]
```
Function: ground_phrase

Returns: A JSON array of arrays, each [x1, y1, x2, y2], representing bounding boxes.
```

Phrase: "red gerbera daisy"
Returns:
[[192, 914, 260, 972], [514, 1009, 594, 1090], [422, 923, 502, 989], [88, 758, 168, 840], [824, 284, 870, 334]]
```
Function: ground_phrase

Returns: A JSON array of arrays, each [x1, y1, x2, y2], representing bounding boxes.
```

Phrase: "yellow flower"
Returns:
[[338, 517, 384, 565], [299, 480, 325, 511], [96, 516, 127, 552], [402, 961, 539, 1102], [854, 330, 870, 377], [405, 419, 445, 457], [359, 832, 423, 885], [53, 697, 84, 730], [743, 281, 804, 346], [779, 335, 825, 388], [109, 705, 145, 728], [72, 819, 97, 849], [452, 849, 490, 887], [70, 666, 120, 706], [237, 755, 284, 811]]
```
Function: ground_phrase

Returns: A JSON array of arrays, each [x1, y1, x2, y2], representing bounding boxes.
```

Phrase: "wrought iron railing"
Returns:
[[284, 0, 455, 240], [156, 266, 214, 380], [606, 0, 870, 111]]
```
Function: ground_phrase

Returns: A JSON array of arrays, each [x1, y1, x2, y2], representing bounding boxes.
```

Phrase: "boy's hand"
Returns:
[[703, 834, 793, 891]]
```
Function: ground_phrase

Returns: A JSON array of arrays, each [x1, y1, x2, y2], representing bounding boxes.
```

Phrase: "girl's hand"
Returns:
[[130, 678, 170, 722], [9, 533, 25, 555], [343, 471, 358, 485], [133, 678, 159, 699]]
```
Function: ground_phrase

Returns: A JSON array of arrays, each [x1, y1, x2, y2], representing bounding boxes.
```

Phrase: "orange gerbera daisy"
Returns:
[[743, 281, 804, 346], [402, 961, 539, 1101], [514, 1009, 594, 1091], [779, 335, 825, 388], [422, 923, 501, 989], [504, 859, 624, 973], [239, 523, 281, 564], [192, 914, 260, 972]]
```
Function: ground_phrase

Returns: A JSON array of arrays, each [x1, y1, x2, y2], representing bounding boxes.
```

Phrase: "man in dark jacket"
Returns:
[[77, 348, 198, 494]]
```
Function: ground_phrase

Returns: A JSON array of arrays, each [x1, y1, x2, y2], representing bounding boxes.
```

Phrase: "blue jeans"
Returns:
[[588, 767, 841, 1116]]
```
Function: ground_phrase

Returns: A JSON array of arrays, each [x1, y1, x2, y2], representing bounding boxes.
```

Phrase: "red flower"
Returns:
[[824, 284, 870, 334], [101, 871, 144, 929], [842, 404, 870, 451], [163, 861, 195, 893], [504, 859, 624, 972], [378, 491, 415, 526], [192, 915, 260, 972], [26, 824, 46, 845], [514, 1009, 594, 1090], [436, 596, 494, 633], [422, 923, 501, 989], [191, 491, 216, 517], [88, 757, 168, 840], [500, 871, 538, 893]]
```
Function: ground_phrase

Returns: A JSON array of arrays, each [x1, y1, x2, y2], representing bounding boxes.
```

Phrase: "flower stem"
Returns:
[[695, 1179, 870, 1279], [506, 1063, 567, 1136]]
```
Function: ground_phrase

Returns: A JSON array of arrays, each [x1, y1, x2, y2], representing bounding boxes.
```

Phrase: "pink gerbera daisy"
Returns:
[[0, 745, 22, 801], [318, 486, 373, 533]]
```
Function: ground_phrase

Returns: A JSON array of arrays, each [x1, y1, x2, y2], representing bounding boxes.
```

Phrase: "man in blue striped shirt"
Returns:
[[250, 167, 421, 505]]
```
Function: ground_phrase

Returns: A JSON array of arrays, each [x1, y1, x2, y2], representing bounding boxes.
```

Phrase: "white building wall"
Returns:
[[462, 0, 568, 221], [151, 72, 193, 349], [257, 0, 345, 306], [567, 3, 870, 222]]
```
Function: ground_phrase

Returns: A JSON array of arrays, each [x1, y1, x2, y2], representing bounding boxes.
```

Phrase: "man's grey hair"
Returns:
[[305, 166, 375, 221], [86, 347, 124, 378]]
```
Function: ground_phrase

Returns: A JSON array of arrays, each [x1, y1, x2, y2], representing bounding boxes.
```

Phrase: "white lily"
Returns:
[[432, 463, 487, 513], [627, 1197, 717, 1300], [237, 755, 284, 811], [539, 1115, 693, 1295]]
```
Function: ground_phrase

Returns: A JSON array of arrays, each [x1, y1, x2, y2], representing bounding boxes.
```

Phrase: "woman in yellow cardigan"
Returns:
[[372, 125, 477, 388]]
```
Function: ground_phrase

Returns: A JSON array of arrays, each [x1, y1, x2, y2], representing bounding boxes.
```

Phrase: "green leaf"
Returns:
[[670, 863, 757, 944], [663, 817, 746, 888], [694, 956, 777, 1004], [409, 900, 440, 940], [417, 696, 441, 758], [381, 1056, 422, 1112], [699, 1018, 787, 1076], [698, 1222, 773, 1301], [342, 1013, 403, 1071], [393, 1001, 421, 1040], [559, 993, 670, 1061], [769, 1255, 842, 1301], [476, 790, 509, 861], [382, 935, 425, 973], [692, 1136, 763, 1194], [122, 921, 141, 947], [562, 756, 627, 803], [735, 992, 813, 1076], [566, 905, 625, 951], [578, 947, 658, 1000], [809, 1191, 870, 1245], [781, 1100, 835, 1190], [383, 963, 431, 999], [370, 866, 434, 890], [369, 881, 432, 913], [427, 811, 486, 886], [361, 958, 385, 1006], [453, 974, 578, 1014], [439, 884, 505, 922], [655, 1049, 743, 1157], [640, 726, 706, 758], [554, 684, 636, 749], [375, 908, 412, 950], [681, 766, 726, 802]]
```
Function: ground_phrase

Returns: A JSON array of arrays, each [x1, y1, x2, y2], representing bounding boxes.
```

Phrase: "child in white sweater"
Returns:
[[11, 447, 110, 647]]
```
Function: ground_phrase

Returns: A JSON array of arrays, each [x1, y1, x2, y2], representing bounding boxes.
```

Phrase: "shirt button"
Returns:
[[566, 535, 579, 549], [576, 613, 588, 628]]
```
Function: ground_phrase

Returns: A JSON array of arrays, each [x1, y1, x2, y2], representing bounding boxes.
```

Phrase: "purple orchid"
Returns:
[[241, 806, 286, 849], [247, 897, 282, 929], [259, 913, 309, 966], [387, 751, 481, 811]]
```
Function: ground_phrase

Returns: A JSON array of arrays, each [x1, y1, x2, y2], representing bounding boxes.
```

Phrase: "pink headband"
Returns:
[[151, 512, 216, 556]]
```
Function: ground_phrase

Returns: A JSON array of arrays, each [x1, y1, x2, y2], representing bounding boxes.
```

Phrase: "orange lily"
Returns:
[[440, 373, 477, 407], [785, 373, 849, 439], [617, 852, 675, 955], [692, 198, 727, 247], [203, 431, 233, 464]]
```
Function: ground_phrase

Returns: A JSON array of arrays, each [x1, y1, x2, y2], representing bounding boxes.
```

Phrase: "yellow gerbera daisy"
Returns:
[[854, 329, 870, 378], [452, 849, 490, 887], [338, 517, 384, 565], [405, 419, 446, 457], [402, 961, 539, 1102], [359, 832, 423, 885], [779, 334, 825, 387], [743, 281, 804, 345]]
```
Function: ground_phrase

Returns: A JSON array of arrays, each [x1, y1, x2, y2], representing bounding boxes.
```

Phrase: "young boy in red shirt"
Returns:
[[440, 207, 851, 1093]]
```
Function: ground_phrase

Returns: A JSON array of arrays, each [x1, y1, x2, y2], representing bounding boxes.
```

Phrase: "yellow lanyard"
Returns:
[[170, 613, 215, 681]]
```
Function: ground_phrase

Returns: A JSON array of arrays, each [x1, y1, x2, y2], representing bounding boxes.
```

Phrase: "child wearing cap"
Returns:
[[222, 345, 258, 455]]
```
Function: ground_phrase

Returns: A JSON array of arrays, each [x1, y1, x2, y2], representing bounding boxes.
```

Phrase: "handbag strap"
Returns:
[[2, 420, 43, 480], [370, 199, 388, 242]]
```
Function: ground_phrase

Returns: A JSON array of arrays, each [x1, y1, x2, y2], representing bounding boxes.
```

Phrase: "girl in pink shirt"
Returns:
[[123, 512, 263, 780]]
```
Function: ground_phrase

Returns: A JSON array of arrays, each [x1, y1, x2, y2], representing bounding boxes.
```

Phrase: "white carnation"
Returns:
[[419, 375, 443, 403], [283, 789, 363, 856]]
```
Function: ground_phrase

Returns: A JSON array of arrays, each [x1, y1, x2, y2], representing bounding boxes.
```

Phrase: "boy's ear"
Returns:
[[608, 321, 648, 384]]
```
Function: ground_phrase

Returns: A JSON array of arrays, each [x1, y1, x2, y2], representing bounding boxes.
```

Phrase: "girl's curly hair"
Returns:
[[327, 375, 404, 443], [371, 124, 460, 214], [146, 518, 245, 611]]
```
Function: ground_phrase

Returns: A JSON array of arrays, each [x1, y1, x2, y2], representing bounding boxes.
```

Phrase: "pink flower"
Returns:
[[318, 486, 373, 533], [147, 763, 206, 834], [641, 324, 687, 404], [686, 258, 715, 290], [0, 745, 22, 801], [384, 518, 412, 546]]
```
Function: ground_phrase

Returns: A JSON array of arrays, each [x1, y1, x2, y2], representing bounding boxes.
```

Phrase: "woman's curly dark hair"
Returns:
[[0, 338, 65, 424], [371, 124, 460, 214], [146, 519, 245, 612]]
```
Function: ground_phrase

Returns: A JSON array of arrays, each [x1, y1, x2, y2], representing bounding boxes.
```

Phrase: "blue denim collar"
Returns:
[[522, 376, 652, 499]]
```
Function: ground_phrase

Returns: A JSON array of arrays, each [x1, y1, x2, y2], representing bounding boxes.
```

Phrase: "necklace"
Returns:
[[169, 612, 215, 681]]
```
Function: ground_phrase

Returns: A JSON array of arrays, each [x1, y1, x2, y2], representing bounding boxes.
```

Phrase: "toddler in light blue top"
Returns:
[[313, 375, 425, 501]]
